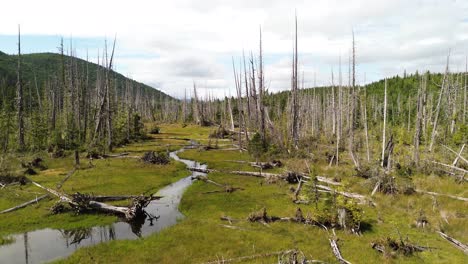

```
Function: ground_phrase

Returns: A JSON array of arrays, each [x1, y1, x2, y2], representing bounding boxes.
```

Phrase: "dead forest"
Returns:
[[0, 15, 467, 264]]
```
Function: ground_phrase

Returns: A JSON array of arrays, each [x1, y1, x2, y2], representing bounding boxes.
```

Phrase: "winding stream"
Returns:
[[0, 146, 206, 264]]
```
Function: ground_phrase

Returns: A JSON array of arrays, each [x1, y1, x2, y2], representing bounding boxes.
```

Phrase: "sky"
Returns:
[[1, 0, 468, 98]]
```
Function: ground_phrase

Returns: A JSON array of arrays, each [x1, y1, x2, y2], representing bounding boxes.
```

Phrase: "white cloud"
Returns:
[[1, 0, 468, 98]]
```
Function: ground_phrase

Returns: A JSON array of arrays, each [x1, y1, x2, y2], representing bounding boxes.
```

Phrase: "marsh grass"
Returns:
[[2, 124, 466, 263]]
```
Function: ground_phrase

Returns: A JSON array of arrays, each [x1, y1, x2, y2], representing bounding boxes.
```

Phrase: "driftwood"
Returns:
[[437, 231, 468, 254], [0, 194, 49, 214], [31, 181, 155, 221], [415, 189, 468, 202]]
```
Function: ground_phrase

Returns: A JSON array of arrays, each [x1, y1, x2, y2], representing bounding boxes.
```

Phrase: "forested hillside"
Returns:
[[0, 45, 179, 154]]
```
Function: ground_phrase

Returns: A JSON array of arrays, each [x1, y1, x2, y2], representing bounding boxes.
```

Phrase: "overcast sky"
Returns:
[[1, 0, 468, 98]]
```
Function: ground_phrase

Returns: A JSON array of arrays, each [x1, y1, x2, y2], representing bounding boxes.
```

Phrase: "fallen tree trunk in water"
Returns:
[[31, 181, 155, 221], [437, 231, 468, 254], [0, 194, 49, 214]]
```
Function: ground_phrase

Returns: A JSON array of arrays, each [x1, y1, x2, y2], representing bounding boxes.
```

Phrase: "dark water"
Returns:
[[0, 147, 206, 264]]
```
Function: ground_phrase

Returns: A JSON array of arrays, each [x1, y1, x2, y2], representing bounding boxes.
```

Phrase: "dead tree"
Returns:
[[381, 79, 388, 168], [17, 25, 25, 151], [429, 52, 450, 152], [291, 14, 299, 149], [414, 76, 425, 166], [348, 32, 360, 169], [258, 27, 266, 146]]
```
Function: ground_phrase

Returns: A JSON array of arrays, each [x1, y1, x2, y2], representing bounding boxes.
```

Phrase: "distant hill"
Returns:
[[0, 51, 172, 101]]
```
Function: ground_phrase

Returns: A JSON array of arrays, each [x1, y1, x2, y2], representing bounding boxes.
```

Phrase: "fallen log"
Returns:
[[230, 170, 280, 178], [188, 167, 217, 173], [102, 152, 129, 158], [90, 195, 159, 202], [306, 183, 372, 205], [193, 175, 244, 193], [31, 181, 154, 221], [202, 249, 296, 264], [293, 179, 304, 201], [56, 168, 77, 189], [430, 161, 468, 180], [188, 168, 346, 188], [442, 144, 468, 165], [415, 189, 468, 202], [316, 176, 341, 186], [220, 216, 237, 224], [329, 236, 352, 264], [437, 231, 468, 254], [0, 194, 49, 214]]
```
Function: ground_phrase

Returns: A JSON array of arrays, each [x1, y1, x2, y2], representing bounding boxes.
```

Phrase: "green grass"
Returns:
[[2, 123, 466, 263], [58, 126, 467, 263], [0, 125, 193, 237]]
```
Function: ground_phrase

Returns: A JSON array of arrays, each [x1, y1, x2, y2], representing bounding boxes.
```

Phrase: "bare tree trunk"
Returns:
[[258, 27, 266, 146], [291, 15, 299, 149], [414, 76, 425, 166], [363, 87, 370, 162], [105, 37, 116, 152], [429, 52, 450, 152], [348, 32, 360, 169], [381, 79, 387, 167], [16, 25, 25, 151], [464, 56, 467, 124]]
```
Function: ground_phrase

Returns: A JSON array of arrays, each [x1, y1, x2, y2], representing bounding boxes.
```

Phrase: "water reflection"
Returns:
[[0, 147, 206, 264]]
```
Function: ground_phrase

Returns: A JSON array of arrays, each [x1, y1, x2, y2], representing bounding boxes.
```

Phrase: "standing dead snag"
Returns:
[[429, 52, 450, 152], [381, 78, 388, 168], [16, 25, 25, 151], [291, 14, 299, 149]]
